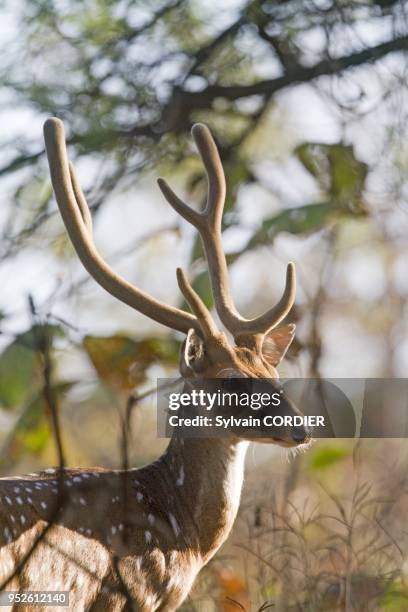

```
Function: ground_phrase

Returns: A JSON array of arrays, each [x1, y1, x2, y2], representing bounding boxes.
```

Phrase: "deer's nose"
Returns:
[[291, 424, 312, 444]]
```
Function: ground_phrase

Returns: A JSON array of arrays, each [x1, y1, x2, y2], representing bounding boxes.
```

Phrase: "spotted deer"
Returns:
[[0, 118, 310, 611]]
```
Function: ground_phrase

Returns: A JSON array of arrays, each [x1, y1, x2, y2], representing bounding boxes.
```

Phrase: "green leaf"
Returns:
[[223, 157, 252, 213], [330, 146, 367, 200], [229, 141, 369, 261], [233, 202, 335, 260], [309, 445, 350, 470], [191, 271, 213, 310], [0, 381, 73, 466], [1, 395, 50, 465], [255, 202, 334, 242], [295, 142, 368, 209], [0, 324, 64, 410], [0, 336, 37, 409], [190, 233, 205, 264], [296, 142, 328, 182], [381, 579, 408, 610], [83, 335, 181, 391]]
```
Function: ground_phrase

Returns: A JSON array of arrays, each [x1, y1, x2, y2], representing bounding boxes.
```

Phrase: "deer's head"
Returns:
[[44, 119, 310, 447]]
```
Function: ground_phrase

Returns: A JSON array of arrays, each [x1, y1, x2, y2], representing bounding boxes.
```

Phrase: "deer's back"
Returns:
[[0, 469, 200, 611]]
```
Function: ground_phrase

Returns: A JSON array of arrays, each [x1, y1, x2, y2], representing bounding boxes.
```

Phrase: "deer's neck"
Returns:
[[161, 437, 249, 562]]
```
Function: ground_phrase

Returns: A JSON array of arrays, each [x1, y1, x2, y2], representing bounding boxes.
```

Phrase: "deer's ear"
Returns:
[[262, 324, 296, 367], [181, 328, 206, 374]]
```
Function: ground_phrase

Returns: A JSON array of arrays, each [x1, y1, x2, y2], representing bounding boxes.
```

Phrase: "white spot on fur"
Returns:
[[145, 531, 152, 543], [20, 515, 26, 525], [148, 514, 155, 525], [168, 513, 180, 537], [176, 465, 185, 486], [169, 551, 178, 564], [16, 497, 23, 505], [41, 502, 47, 509], [111, 526, 117, 535], [79, 497, 86, 506], [5, 497, 11, 505], [136, 492, 143, 502], [4, 527, 11, 543]]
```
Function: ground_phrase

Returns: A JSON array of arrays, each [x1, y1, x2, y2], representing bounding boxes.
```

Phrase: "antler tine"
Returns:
[[176, 268, 219, 338], [157, 123, 225, 232], [43, 117, 199, 335], [191, 123, 226, 227], [237, 262, 296, 337], [156, 178, 202, 229], [68, 161, 93, 233], [158, 123, 296, 341]]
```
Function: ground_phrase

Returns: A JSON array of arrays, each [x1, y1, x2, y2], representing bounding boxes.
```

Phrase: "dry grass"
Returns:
[[184, 440, 408, 611]]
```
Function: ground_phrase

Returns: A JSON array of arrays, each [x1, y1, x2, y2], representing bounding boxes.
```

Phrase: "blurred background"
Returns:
[[0, 0, 408, 609]]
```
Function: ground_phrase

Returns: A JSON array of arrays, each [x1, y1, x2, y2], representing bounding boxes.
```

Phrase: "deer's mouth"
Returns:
[[245, 435, 312, 448], [272, 436, 301, 448], [243, 436, 295, 447]]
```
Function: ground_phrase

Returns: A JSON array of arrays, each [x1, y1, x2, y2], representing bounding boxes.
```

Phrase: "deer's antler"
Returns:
[[44, 118, 295, 343], [43, 117, 209, 335], [158, 123, 296, 343]]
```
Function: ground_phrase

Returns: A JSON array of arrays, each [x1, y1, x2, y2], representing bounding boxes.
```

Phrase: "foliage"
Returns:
[[0, 333, 38, 409], [83, 334, 180, 391], [188, 441, 408, 611], [309, 443, 350, 470], [0, 325, 62, 409], [0, 382, 73, 468], [0, 0, 406, 259], [0, 324, 65, 464], [0, 323, 181, 461]]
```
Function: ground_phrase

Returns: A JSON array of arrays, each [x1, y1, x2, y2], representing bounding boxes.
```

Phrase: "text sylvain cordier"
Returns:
[[168, 414, 325, 428]]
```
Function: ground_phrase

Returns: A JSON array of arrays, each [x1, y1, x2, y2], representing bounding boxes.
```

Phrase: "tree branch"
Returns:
[[169, 34, 408, 114]]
